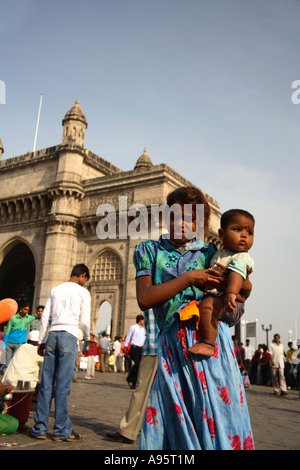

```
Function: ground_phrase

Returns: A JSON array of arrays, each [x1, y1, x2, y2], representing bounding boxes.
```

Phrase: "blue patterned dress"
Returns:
[[134, 237, 254, 450]]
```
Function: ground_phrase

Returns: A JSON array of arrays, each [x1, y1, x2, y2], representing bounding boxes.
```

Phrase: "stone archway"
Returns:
[[0, 241, 36, 310], [96, 300, 112, 336], [89, 248, 125, 339]]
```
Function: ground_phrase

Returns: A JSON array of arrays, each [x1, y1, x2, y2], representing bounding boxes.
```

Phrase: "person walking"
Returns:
[[31, 264, 91, 441], [269, 334, 288, 396], [98, 333, 110, 372], [84, 333, 98, 380], [112, 336, 123, 372], [124, 314, 146, 389], [244, 339, 254, 375]]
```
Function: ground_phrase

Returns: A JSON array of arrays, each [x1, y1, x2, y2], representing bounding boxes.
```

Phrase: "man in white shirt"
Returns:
[[31, 264, 91, 441], [124, 314, 145, 389], [269, 333, 288, 396], [244, 339, 254, 374]]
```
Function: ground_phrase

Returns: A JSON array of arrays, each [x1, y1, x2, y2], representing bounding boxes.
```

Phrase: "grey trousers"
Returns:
[[119, 354, 158, 441]]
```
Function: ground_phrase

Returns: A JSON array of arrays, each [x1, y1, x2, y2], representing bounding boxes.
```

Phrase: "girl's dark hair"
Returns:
[[166, 186, 211, 235], [220, 209, 254, 229], [71, 263, 90, 279]]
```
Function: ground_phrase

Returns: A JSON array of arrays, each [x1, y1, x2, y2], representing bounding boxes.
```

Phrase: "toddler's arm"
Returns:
[[212, 262, 252, 302]]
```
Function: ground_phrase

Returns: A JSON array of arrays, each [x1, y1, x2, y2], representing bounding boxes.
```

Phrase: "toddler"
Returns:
[[187, 209, 255, 357]]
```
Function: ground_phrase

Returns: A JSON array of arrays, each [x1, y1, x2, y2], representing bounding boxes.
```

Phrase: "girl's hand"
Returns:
[[206, 262, 228, 290], [136, 269, 215, 311], [188, 268, 223, 290]]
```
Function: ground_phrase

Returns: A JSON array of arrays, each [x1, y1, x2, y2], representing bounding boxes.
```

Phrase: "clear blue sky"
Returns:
[[1, 0, 300, 347]]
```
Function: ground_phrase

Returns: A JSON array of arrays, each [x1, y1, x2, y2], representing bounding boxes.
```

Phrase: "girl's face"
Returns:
[[169, 204, 196, 246], [219, 214, 254, 252]]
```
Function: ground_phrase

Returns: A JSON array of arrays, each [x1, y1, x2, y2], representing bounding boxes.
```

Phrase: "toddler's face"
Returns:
[[219, 214, 254, 252]]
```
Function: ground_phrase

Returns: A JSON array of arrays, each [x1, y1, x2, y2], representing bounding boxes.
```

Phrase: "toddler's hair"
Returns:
[[220, 209, 255, 229], [166, 186, 211, 235]]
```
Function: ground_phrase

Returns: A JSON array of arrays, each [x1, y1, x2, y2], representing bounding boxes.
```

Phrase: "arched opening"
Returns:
[[92, 249, 122, 282], [96, 301, 112, 336], [91, 248, 124, 339], [0, 242, 35, 309]]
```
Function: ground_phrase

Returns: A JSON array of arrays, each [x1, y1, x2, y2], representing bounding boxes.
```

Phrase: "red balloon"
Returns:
[[0, 298, 18, 324]]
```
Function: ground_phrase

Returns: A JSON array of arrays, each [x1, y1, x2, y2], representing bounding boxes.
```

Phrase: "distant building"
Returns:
[[0, 100, 221, 337]]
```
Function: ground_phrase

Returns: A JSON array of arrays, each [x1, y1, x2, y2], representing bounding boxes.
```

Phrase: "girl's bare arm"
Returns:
[[136, 269, 219, 311]]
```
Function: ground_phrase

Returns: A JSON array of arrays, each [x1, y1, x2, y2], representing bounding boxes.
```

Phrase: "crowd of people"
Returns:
[[0, 307, 147, 390], [79, 321, 146, 383], [232, 334, 300, 395], [0, 289, 148, 438]]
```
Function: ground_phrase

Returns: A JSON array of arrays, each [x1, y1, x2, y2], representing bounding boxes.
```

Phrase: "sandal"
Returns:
[[52, 432, 83, 442], [31, 433, 46, 440]]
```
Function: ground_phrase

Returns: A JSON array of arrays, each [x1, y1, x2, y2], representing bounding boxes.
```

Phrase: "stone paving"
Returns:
[[0, 369, 299, 452]]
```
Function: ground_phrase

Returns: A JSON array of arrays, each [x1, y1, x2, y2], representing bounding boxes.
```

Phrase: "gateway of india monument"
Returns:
[[0, 100, 221, 338]]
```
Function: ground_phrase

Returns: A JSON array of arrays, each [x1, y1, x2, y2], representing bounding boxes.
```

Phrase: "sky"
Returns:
[[1, 0, 300, 348]]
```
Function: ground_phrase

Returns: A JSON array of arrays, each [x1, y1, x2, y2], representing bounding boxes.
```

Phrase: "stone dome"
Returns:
[[134, 148, 153, 170], [62, 99, 87, 127]]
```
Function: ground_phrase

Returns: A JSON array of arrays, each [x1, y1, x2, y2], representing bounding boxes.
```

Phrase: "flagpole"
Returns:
[[33, 93, 43, 152]]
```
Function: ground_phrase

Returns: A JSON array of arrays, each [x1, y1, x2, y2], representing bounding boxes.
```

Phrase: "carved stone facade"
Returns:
[[0, 100, 221, 338]]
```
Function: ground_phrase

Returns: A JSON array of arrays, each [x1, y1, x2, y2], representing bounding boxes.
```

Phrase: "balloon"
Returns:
[[0, 298, 18, 324]]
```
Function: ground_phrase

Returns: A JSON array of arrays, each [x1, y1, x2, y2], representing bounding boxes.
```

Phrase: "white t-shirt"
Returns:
[[39, 281, 91, 343], [244, 345, 254, 360], [112, 340, 122, 356]]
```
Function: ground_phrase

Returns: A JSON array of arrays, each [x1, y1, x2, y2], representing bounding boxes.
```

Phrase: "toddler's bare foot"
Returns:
[[188, 341, 215, 357]]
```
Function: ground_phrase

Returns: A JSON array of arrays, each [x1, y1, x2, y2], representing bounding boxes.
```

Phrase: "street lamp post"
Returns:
[[261, 324, 272, 347]]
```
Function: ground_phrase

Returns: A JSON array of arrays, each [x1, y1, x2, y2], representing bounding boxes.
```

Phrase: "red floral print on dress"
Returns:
[[193, 329, 200, 342], [217, 386, 231, 405], [162, 359, 171, 375], [176, 322, 188, 360], [243, 432, 254, 450], [203, 410, 216, 438], [213, 342, 219, 358], [174, 381, 184, 400], [146, 406, 158, 429], [191, 363, 208, 394], [239, 383, 244, 410], [175, 403, 184, 422], [228, 434, 242, 450], [167, 345, 174, 364], [199, 370, 207, 393]]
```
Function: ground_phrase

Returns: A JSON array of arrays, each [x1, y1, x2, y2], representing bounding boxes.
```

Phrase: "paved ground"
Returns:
[[0, 369, 299, 452]]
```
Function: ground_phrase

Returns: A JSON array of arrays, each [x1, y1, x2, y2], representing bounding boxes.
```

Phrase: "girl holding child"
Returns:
[[134, 186, 254, 450]]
